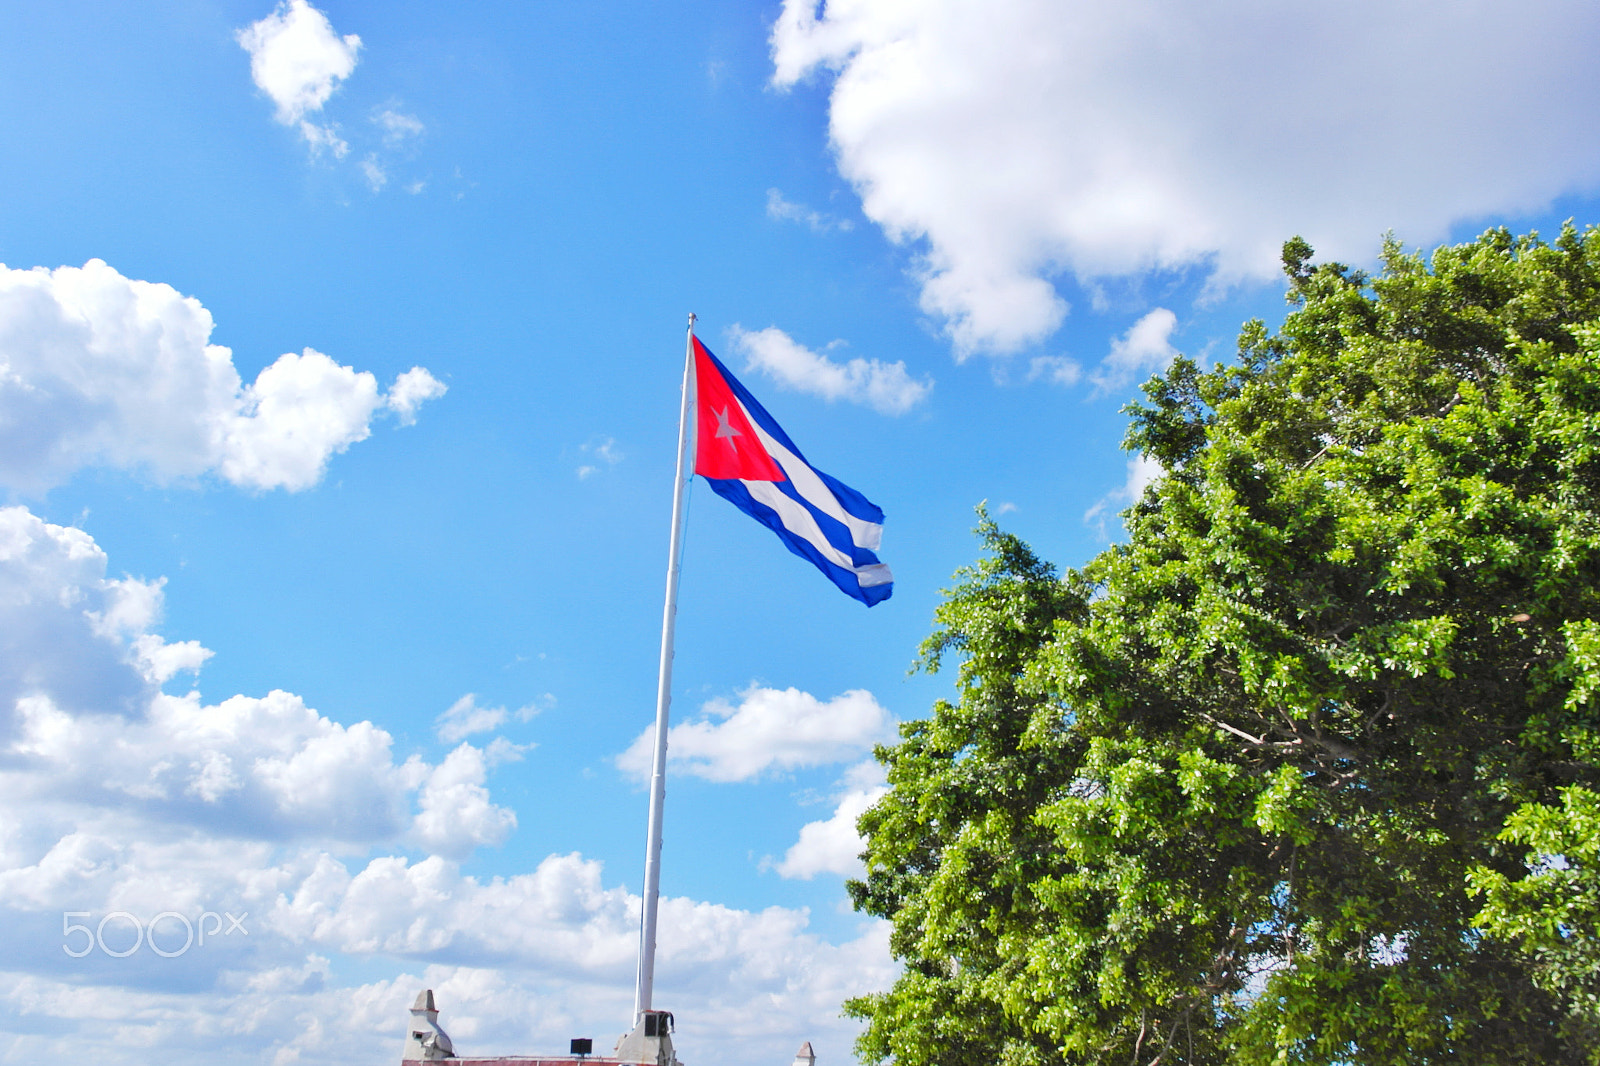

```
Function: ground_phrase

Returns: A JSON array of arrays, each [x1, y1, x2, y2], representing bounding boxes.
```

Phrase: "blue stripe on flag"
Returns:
[[705, 476, 894, 606]]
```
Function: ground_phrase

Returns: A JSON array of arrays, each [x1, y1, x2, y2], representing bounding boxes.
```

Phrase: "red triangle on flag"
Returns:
[[692, 337, 786, 482]]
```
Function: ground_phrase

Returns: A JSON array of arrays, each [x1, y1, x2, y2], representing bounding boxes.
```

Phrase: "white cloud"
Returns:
[[774, 761, 887, 880], [374, 107, 425, 146], [387, 366, 449, 425], [766, 188, 854, 233], [576, 436, 623, 479], [483, 736, 531, 768], [1026, 355, 1081, 387], [238, 8, 434, 185], [0, 507, 515, 856], [0, 513, 894, 1065], [0, 895, 891, 1066], [1084, 452, 1165, 537], [1090, 307, 1179, 394], [216, 349, 384, 491], [0, 752, 887, 1063], [238, 0, 361, 155], [435, 693, 542, 746], [0, 259, 443, 493], [0, 507, 204, 733], [297, 119, 349, 159], [771, 0, 1600, 356], [728, 324, 930, 416], [436, 694, 507, 743], [412, 745, 518, 859], [361, 155, 388, 191], [0, 807, 895, 1062], [618, 686, 894, 784], [10, 689, 432, 842]]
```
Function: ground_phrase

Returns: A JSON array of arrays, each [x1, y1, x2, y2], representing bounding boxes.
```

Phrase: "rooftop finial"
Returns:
[[402, 989, 454, 1061]]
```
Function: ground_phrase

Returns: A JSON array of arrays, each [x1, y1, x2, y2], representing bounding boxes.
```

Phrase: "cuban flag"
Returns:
[[691, 336, 893, 606]]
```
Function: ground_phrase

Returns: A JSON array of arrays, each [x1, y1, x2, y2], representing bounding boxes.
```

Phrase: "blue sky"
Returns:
[[2, 1, 1598, 1064]]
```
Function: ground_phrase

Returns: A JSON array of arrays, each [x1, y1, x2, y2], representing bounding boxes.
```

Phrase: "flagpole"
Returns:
[[633, 313, 696, 1023]]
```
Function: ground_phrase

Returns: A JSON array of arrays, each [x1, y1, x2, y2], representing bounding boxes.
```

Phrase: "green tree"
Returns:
[[848, 225, 1600, 1065]]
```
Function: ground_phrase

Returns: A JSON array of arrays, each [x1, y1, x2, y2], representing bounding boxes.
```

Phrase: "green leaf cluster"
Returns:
[[848, 225, 1600, 1065]]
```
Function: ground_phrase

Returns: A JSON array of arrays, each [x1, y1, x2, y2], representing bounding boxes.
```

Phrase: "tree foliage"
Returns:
[[848, 225, 1600, 1065]]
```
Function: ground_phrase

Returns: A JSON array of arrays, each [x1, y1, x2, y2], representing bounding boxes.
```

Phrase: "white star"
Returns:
[[713, 406, 742, 450]]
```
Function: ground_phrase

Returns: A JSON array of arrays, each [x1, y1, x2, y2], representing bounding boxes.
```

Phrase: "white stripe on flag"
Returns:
[[742, 479, 891, 584], [743, 409, 883, 551], [856, 563, 893, 587]]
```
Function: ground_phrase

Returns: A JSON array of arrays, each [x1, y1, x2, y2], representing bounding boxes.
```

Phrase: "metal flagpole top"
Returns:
[[687, 312, 697, 331]]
